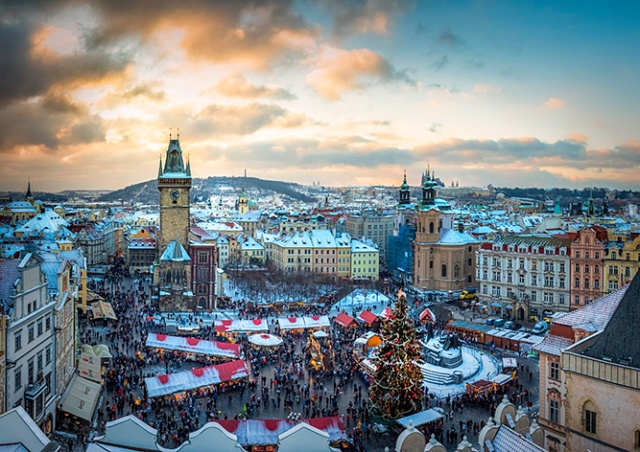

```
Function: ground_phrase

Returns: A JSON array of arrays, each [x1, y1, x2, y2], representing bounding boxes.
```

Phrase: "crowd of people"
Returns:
[[63, 271, 540, 452]]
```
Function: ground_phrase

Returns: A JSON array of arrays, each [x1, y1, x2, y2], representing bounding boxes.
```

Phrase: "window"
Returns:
[[544, 276, 553, 287], [595, 251, 600, 259], [585, 409, 597, 434], [584, 278, 590, 289], [559, 278, 565, 289], [559, 294, 565, 305], [28, 358, 34, 385], [28, 324, 35, 343], [594, 279, 599, 289], [559, 263, 565, 273], [37, 352, 43, 372], [584, 264, 589, 273], [15, 368, 22, 392], [468, 258, 472, 266], [45, 346, 51, 365], [574, 278, 580, 288], [575, 251, 580, 258], [519, 275, 525, 285], [550, 399, 559, 424], [37, 321, 43, 337], [574, 295, 580, 306], [15, 333, 22, 352], [575, 263, 580, 273], [550, 361, 560, 380], [429, 222, 434, 233], [594, 265, 599, 274], [441, 264, 447, 278], [198, 252, 208, 264]]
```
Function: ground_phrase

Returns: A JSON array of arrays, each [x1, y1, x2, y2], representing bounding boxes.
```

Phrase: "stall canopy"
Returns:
[[396, 409, 444, 428], [248, 334, 283, 347], [278, 317, 305, 330], [214, 319, 268, 333], [419, 307, 436, 323], [358, 310, 378, 325], [146, 333, 241, 359], [90, 300, 117, 320], [215, 416, 345, 446], [77, 354, 102, 382], [333, 312, 356, 328], [145, 360, 249, 398], [59, 374, 102, 421], [303, 315, 330, 329]]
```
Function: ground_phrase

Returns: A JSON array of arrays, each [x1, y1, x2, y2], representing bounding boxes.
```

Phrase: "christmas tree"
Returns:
[[369, 289, 424, 420]]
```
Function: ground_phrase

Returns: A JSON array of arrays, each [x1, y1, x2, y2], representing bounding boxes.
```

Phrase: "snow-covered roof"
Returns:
[[0, 406, 54, 451], [15, 209, 67, 235], [437, 228, 479, 245], [351, 239, 377, 253], [160, 240, 191, 262]]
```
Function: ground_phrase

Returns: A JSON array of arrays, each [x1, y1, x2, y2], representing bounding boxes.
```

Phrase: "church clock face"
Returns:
[[170, 189, 180, 201]]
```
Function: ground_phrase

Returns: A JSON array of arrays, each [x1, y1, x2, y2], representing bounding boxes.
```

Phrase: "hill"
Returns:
[[97, 176, 317, 204]]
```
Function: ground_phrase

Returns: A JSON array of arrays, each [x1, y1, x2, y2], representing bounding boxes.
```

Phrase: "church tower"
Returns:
[[154, 135, 194, 312], [398, 170, 411, 206]]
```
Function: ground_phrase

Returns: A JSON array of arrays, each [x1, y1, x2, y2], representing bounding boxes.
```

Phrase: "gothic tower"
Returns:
[[154, 136, 194, 312], [158, 138, 191, 251]]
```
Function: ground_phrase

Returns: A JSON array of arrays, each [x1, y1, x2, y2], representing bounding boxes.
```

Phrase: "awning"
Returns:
[[278, 317, 305, 330], [396, 409, 444, 428], [419, 307, 436, 323], [77, 354, 102, 382], [333, 312, 356, 328], [146, 333, 241, 359], [358, 310, 378, 325], [144, 360, 249, 398], [213, 319, 268, 332], [215, 416, 345, 446], [491, 302, 501, 308], [90, 300, 117, 320], [303, 315, 330, 329], [312, 330, 329, 338], [58, 375, 102, 421], [248, 334, 283, 347], [239, 319, 268, 332]]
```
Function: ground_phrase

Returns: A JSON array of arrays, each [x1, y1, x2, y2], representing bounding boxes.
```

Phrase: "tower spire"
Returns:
[[26, 179, 32, 198], [186, 155, 191, 177], [158, 155, 163, 177]]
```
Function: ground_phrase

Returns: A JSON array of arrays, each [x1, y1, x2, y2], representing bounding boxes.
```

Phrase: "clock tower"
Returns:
[[158, 138, 191, 251], [154, 136, 194, 312]]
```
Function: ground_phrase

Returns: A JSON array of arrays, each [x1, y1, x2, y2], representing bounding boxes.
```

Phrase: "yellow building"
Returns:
[[350, 240, 379, 280], [603, 231, 640, 292]]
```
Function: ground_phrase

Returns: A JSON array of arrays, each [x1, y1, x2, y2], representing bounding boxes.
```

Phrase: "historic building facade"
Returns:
[[476, 235, 572, 319], [412, 169, 478, 292], [569, 226, 607, 310]]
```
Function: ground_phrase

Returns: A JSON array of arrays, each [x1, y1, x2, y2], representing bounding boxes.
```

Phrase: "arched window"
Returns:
[[583, 400, 598, 434], [468, 258, 472, 266], [441, 264, 447, 277], [429, 222, 434, 233], [467, 275, 472, 283]]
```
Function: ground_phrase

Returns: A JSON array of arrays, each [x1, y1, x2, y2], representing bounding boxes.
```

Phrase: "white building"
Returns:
[[476, 235, 572, 320], [1, 253, 57, 433]]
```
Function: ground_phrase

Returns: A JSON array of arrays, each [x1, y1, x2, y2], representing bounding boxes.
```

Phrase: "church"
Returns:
[[152, 137, 218, 312], [392, 167, 479, 292]]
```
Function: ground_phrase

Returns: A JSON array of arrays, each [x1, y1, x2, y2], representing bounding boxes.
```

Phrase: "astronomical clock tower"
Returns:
[[153, 136, 194, 312]]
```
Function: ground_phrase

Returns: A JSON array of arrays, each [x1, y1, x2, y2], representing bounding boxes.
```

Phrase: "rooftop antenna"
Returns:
[[177, 128, 180, 139], [169, 127, 172, 140]]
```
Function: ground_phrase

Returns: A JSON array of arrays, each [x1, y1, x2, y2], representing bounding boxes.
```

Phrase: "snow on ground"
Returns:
[[422, 348, 501, 399]]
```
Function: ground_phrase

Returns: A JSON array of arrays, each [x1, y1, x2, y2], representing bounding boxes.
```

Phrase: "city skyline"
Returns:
[[1, 1, 639, 192]]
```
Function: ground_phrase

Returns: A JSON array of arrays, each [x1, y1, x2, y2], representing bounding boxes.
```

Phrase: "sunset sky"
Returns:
[[1, 1, 639, 192]]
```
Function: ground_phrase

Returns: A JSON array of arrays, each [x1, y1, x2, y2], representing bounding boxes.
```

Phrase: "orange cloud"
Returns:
[[215, 75, 295, 100], [306, 47, 403, 100], [542, 97, 564, 109]]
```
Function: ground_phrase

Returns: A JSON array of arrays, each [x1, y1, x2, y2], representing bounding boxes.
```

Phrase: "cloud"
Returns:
[[306, 47, 413, 99], [542, 97, 564, 109], [122, 84, 166, 101], [436, 29, 465, 47], [0, 98, 105, 150], [215, 75, 295, 100], [430, 55, 449, 71], [566, 133, 588, 143], [83, 0, 318, 70], [429, 123, 442, 133], [0, 17, 131, 108], [322, 0, 415, 38]]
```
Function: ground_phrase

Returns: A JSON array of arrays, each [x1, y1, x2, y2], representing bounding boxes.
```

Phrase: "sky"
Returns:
[[1, 0, 639, 192]]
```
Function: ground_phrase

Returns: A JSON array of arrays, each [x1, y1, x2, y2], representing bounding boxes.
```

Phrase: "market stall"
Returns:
[[278, 317, 306, 333], [333, 312, 356, 328], [146, 333, 241, 359], [303, 315, 330, 330], [144, 360, 249, 398], [248, 334, 283, 347]]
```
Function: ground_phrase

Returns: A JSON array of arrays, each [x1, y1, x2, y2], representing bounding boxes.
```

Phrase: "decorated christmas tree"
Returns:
[[369, 289, 424, 420]]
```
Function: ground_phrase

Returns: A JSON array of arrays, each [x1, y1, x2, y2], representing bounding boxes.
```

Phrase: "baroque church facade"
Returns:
[[395, 167, 479, 292]]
